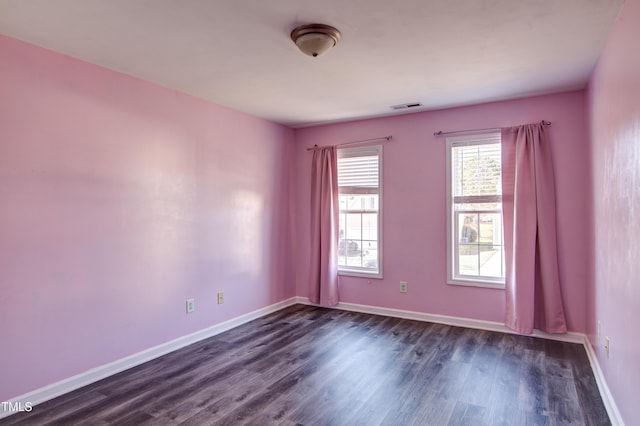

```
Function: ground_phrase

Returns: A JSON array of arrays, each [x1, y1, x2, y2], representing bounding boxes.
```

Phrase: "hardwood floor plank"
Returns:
[[518, 348, 550, 418], [283, 319, 413, 425], [337, 323, 450, 425], [456, 333, 500, 408], [485, 344, 522, 426], [377, 326, 473, 425], [546, 376, 584, 424], [1, 305, 610, 426], [447, 401, 487, 426], [410, 395, 459, 426], [574, 375, 611, 426]]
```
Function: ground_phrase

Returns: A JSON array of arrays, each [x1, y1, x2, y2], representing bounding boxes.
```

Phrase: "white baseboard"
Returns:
[[296, 297, 624, 424], [583, 338, 625, 426], [0, 297, 299, 419], [295, 297, 584, 343]]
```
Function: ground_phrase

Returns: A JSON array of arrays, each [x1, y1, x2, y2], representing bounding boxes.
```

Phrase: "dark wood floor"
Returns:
[[2, 304, 610, 426]]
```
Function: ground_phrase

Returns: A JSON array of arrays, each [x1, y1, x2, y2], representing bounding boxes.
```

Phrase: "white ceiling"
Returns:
[[0, 0, 623, 128]]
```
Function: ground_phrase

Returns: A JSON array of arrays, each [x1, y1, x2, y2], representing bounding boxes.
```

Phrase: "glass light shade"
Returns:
[[291, 24, 341, 58], [295, 32, 336, 57]]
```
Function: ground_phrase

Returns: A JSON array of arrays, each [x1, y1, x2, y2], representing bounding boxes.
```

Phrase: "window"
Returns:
[[446, 133, 504, 287], [337, 145, 382, 278]]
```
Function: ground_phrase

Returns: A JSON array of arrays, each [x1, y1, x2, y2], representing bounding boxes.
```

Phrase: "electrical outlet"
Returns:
[[597, 320, 601, 337], [400, 281, 408, 293], [186, 298, 195, 314], [217, 292, 224, 304], [605, 337, 610, 358]]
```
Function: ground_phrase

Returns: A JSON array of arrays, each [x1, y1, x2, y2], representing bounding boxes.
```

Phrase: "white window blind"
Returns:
[[338, 149, 379, 194], [451, 141, 502, 204]]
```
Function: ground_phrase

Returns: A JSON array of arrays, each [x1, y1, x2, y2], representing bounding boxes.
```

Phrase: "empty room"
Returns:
[[0, 0, 638, 425]]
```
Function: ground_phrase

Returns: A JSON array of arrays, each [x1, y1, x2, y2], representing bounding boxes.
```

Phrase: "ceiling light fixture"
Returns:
[[290, 24, 341, 57]]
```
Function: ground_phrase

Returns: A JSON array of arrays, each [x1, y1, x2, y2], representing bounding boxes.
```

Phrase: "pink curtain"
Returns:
[[502, 123, 567, 334], [308, 146, 339, 306]]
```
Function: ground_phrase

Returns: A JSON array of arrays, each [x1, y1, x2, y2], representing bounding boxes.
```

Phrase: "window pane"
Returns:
[[338, 212, 346, 267], [362, 213, 378, 240], [455, 210, 504, 279], [480, 246, 504, 278], [478, 213, 501, 244], [345, 214, 362, 241], [458, 212, 478, 244], [339, 239, 377, 268], [363, 241, 378, 270], [458, 244, 479, 276], [339, 195, 347, 212]]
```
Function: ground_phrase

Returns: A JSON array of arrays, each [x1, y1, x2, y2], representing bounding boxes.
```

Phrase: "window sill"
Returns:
[[447, 279, 504, 289], [339, 269, 383, 279]]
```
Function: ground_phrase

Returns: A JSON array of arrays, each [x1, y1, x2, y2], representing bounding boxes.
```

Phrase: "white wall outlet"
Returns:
[[597, 320, 602, 337], [186, 298, 195, 314], [399, 281, 408, 293], [605, 337, 610, 358], [217, 292, 224, 304]]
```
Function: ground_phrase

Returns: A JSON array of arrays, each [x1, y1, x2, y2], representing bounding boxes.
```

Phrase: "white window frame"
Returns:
[[446, 133, 505, 289], [337, 145, 383, 279]]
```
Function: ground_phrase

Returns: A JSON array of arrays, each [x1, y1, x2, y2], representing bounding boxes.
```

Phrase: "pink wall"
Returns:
[[0, 35, 295, 401], [587, 0, 640, 422], [294, 92, 590, 330]]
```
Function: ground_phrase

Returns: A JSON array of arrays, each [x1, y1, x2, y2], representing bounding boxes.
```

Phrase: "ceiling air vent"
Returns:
[[390, 102, 423, 110]]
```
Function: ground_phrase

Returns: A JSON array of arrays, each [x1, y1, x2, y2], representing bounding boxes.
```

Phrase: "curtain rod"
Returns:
[[433, 120, 551, 136], [306, 135, 392, 151]]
